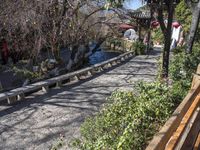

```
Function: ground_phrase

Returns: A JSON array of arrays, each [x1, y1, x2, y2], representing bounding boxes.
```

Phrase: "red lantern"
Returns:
[[151, 21, 159, 28], [119, 24, 134, 30], [172, 22, 180, 28]]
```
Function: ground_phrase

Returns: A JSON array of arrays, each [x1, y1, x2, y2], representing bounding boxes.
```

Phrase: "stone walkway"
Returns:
[[0, 48, 161, 150]]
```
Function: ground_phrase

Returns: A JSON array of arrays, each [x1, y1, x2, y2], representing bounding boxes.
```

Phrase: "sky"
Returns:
[[123, 0, 143, 10]]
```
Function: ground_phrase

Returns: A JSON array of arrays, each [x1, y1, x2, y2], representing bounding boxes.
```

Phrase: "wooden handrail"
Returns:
[[165, 93, 200, 149], [194, 132, 200, 150], [146, 64, 200, 150]]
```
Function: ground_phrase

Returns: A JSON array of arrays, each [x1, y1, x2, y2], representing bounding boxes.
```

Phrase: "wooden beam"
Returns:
[[194, 132, 200, 150], [191, 74, 200, 88], [165, 94, 200, 150], [146, 81, 200, 150], [197, 64, 200, 75], [191, 64, 200, 88], [181, 107, 200, 150]]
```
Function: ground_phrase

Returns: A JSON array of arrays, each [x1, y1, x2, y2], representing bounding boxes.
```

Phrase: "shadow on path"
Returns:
[[0, 48, 161, 150]]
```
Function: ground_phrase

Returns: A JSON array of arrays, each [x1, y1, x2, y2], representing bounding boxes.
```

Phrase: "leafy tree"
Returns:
[[175, 0, 192, 33], [108, 0, 199, 78], [176, 0, 200, 52]]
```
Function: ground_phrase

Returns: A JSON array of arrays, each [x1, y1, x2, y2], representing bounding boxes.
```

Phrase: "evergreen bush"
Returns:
[[71, 81, 174, 150]]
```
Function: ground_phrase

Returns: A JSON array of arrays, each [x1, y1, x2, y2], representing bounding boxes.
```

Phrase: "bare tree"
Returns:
[[0, 0, 120, 71]]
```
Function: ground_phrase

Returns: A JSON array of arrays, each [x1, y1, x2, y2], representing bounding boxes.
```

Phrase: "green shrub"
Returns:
[[170, 45, 200, 81], [12, 66, 41, 80], [132, 41, 146, 55], [50, 138, 64, 150], [152, 28, 164, 45], [169, 44, 200, 103], [71, 81, 174, 150]]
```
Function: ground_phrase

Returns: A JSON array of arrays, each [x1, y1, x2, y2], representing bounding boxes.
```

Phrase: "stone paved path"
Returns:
[[0, 48, 161, 150]]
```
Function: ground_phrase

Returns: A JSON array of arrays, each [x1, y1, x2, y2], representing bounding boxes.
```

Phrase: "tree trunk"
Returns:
[[91, 38, 106, 53], [162, 33, 171, 78], [146, 10, 153, 53], [137, 20, 142, 40], [186, 0, 200, 53], [161, 3, 174, 78], [146, 28, 151, 53]]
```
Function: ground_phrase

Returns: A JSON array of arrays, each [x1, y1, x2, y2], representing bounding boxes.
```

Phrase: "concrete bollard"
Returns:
[[117, 59, 121, 64], [75, 75, 80, 81], [107, 63, 112, 67], [112, 61, 117, 65], [42, 85, 49, 93], [7, 96, 17, 104], [56, 81, 62, 87], [17, 93, 25, 101], [121, 57, 125, 61], [98, 67, 103, 71], [87, 71, 92, 76]]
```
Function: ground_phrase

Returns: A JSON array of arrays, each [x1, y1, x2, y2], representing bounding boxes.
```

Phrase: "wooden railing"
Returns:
[[0, 51, 134, 104], [146, 64, 200, 150]]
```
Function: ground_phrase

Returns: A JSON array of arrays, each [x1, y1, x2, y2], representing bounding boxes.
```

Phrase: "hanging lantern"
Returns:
[[151, 21, 159, 28], [172, 21, 180, 28], [146, 0, 180, 5], [119, 24, 134, 30]]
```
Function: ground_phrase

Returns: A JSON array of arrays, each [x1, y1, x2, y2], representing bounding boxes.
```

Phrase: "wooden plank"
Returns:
[[181, 107, 200, 150], [194, 132, 200, 150], [191, 74, 200, 88], [197, 64, 200, 75], [192, 64, 200, 88], [146, 82, 200, 150], [165, 94, 200, 150]]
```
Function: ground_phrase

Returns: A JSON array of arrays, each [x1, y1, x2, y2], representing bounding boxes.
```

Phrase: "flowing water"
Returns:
[[88, 50, 121, 65]]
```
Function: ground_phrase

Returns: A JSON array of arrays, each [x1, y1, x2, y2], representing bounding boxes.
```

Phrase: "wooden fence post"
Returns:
[[191, 64, 200, 88]]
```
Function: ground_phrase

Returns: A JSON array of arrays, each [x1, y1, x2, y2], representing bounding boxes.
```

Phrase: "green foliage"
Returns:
[[169, 43, 200, 103], [175, 0, 192, 33], [109, 38, 122, 47], [132, 41, 146, 55], [107, 38, 146, 54], [152, 28, 164, 45], [71, 81, 174, 150], [175, 0, 200, 43], [105, 0, 124, 8], [12, 66, 40, 79], [50, 139, 64, 150], [170, 45, 200, 81]]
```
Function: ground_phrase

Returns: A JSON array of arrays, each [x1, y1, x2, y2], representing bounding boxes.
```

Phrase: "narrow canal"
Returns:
[[88, 50, 121, 65]]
